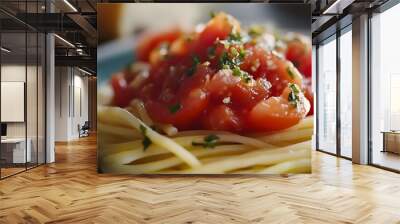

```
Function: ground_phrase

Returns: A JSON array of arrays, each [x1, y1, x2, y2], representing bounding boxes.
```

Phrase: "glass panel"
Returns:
[[371, 4, 400, 171], [1, 30, 27, 177], [317, 37, 337, 154], [27, 30, 38, 169], [312, 45, 317, 150], [38, 33, 45, 165], [339, 29, 352, 158], [26, 0, 39, 169]]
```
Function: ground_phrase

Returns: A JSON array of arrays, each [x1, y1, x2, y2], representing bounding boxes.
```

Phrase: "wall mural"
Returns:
[[97, 3, 313, 174]]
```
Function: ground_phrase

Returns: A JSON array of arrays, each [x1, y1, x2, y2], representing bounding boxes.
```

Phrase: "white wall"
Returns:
[[1, 63, 46, 163], [54, 67, 89, 141], [1, 65, 31, 138]]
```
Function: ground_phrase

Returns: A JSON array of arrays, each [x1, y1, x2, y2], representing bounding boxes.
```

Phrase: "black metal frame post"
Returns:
[[336, 24, 341, 157]]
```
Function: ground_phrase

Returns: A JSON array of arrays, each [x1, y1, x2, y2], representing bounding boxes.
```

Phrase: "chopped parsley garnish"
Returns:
[[185, 35, 194, 43], [230, 47, 239, 58], [169, 103, 181, 114], [219, 51, 231, 68], [186, 55, 200, 76], [140, 124, 146, 133], [142, 137, 152, 151], [192, 134, 220, 148], [232, 66, 252, 83], [217, 31, 253, 83], [238, 47, 246, 60], [248, 25, 264, 37], [139, 124, 152, 151], [288, 83, 301, 108], [228, 32, 242, 42], [219, 50, 242, 69], [219, 32, 243, 49], [210, 11, 216, 18], [286, 66, 297, 79], [232, 66, 242, 77], [207, 46, 216, 58]]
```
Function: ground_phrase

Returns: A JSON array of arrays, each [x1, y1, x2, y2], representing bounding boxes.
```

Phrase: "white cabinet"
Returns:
[[1, 138, 32, 163]]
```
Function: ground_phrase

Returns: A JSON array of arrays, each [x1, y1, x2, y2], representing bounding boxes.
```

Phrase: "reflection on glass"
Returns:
[[318, 37, 337, 154], [27, 31, 38, 169], [38, 33, 46, 165], [371, 3, 400, 171], [340, 29, 352, 158], [1, 31, 27, 177]]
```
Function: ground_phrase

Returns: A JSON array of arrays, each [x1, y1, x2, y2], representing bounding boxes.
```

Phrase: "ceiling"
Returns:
[[0, 0, 97, 74]]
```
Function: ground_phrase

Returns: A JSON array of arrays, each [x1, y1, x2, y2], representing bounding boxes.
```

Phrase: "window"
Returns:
[[339, 28, 352, 158], [317, 36, 337, 154], [370, 2, 400, 171]]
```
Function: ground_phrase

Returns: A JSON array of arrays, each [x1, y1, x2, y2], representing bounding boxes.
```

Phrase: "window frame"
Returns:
[[315, 23, 353, 160]]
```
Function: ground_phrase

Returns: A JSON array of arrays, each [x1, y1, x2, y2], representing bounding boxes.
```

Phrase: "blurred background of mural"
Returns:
[[98, 3, 310, 44]]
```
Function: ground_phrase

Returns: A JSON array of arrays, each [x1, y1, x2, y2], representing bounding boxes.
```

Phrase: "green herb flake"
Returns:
[[232, 66, 252, 84], [186, 55, 200, 76], [288, 83, 301, 108], [139, 124, 152, 151], [139, 124, 147, 134], [232, 66, 242, 77], [243, 75, 252, 83], [169, 103, 181, 114], [185, 35, 194, 43], [286, 66, 297, 79], [228, 32, 242, 42], [219, 51, 230, 69], [142, 137, 152, 151], [222, 64, 230, 69], [210, 11, 216, 18], [248, 25, 264, 37], [192, 134, 220, 148], [230, 47, 239, 58], [239, 47, 246, 60], [207, 46, 216, 58]]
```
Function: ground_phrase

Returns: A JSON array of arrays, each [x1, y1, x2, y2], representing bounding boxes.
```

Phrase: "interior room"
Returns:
[[0, 0, 399, 223]]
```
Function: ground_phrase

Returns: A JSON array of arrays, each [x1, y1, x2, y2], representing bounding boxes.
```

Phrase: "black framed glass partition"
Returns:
[[0, 30, 28, 177], [339, 25, 352, 159], [316, 24, 353, 159], [0, 1, 46, 179], [370, 2, 400, 172], [317, 35, 337, 155]]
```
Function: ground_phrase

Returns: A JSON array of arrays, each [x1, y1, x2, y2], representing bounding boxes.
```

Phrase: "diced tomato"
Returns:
[[110, 72, 135, 108], [206, 69, 241, 100], [240, 45, 269, 78], [241, 46, 302, 96], [203, 105, 242, 132], [178, 64, 214, 97], [109, 13, 313, 133], [136, 29, 182, 62], [146, 88, 209, 129], [265, 55, 303, 97], [229, 78, 271, 110], [193, 12, 240, 57], [247, 85, 310, 131], [285, 39, 312, 78]]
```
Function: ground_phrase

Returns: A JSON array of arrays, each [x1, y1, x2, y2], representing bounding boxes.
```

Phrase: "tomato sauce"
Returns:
[[110, 12, 312, 133]]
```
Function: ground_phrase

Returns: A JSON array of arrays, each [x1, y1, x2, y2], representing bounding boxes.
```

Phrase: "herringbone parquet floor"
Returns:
[[0, 134, 400, 224]]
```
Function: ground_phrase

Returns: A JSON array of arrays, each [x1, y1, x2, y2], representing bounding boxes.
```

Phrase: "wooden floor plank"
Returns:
[[0, 134, 400, 224]]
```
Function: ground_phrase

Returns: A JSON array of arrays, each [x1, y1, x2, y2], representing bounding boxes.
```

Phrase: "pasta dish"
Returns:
[[98, 12, 313, 174]]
